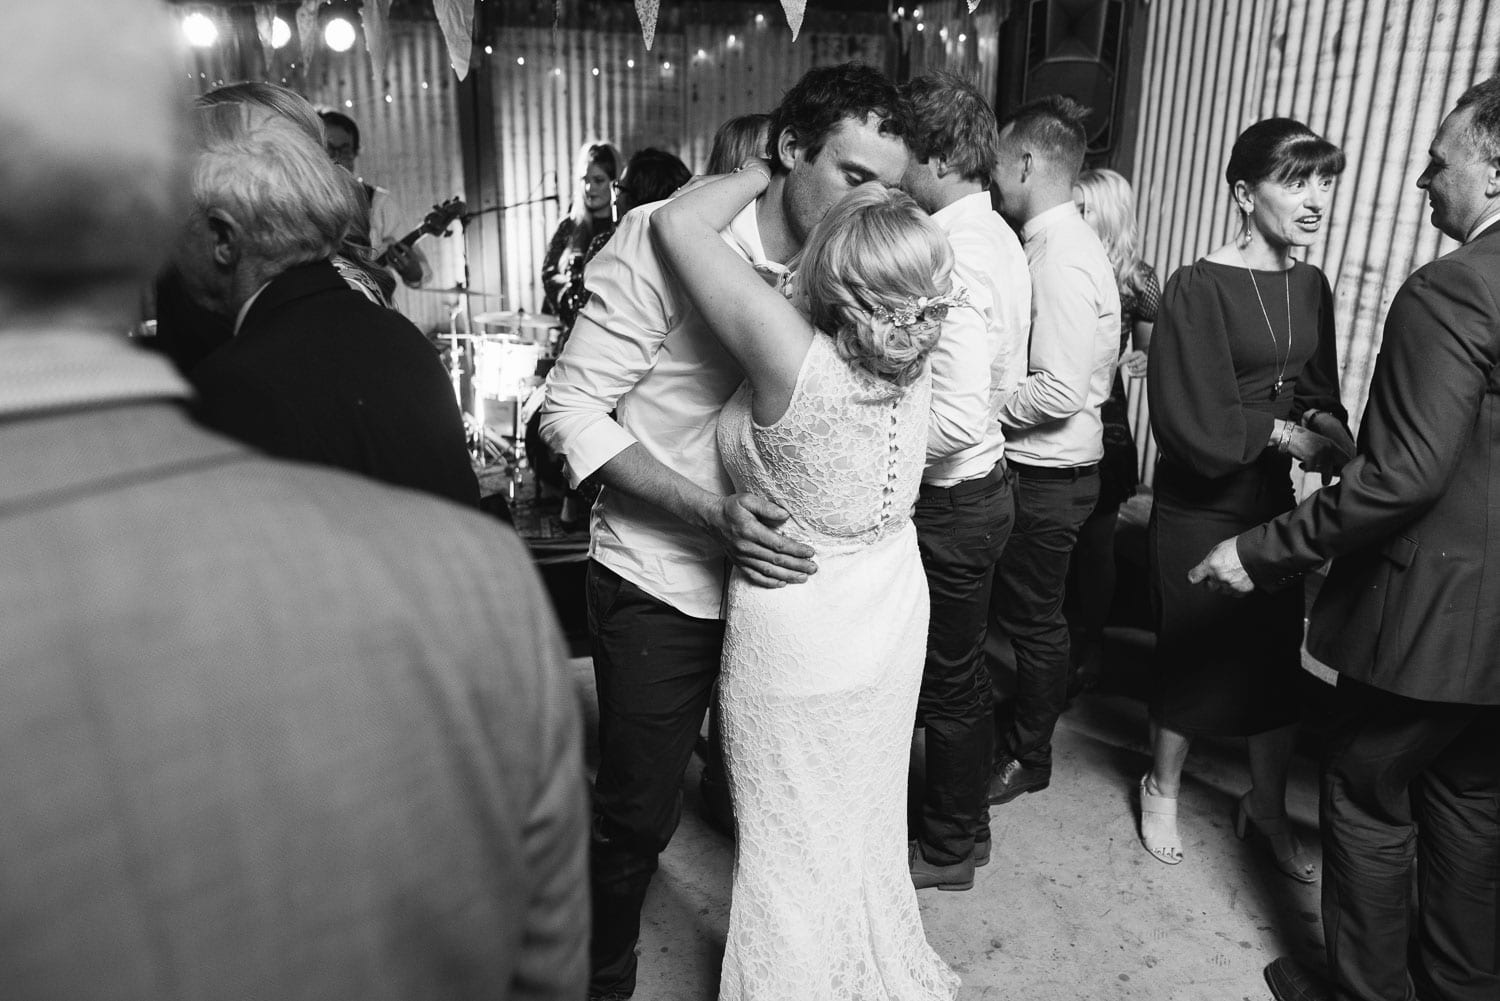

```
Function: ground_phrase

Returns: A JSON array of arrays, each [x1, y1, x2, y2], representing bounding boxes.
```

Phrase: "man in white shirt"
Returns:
[[899, 73, 1031, 892], [986, 96, 1122, 807], [538, 64, 913, 1001]]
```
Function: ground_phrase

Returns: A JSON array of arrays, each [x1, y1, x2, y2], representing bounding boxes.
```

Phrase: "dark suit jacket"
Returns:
[[191, 261, 479, 508], [1237, 222, 1500, 705], [0, 347, 586, 999]]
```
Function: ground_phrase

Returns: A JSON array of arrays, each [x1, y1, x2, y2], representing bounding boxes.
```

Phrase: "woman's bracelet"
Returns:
[[1277, 420, 1297, 454]]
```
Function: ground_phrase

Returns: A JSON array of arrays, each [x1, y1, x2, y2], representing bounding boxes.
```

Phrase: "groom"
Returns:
[[539, 64, 913, 1001]]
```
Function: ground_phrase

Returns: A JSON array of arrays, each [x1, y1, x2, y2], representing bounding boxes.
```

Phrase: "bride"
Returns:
[[651, 165, 963, 1001]]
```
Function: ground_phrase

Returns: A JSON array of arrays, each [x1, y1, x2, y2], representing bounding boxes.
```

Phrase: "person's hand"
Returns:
[[384, 242, 423, 285], [1304, 411, 1356, 470], [705, 493, 817, 588], [1285, 423, 1353, 484], [1119, 349, 1148, 379], [1186, 538, 1255, 595]]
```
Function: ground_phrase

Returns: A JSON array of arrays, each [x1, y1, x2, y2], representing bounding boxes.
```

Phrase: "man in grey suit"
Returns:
[[0, 4, 586, 999], [1191, 78, 1500, 1001]]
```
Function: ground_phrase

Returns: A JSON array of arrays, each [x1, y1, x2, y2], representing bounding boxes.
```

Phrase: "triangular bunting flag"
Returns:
[[363, 0, 394, 78], [780, 0, 806, 41], [634, 0, 660, 51], [295, 0, 322, 67], [434, 0, 476, 80], [253, 4, 278, 73]]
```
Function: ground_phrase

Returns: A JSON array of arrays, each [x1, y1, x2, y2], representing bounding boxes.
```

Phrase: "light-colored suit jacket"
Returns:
[[1237, 222, 1500, 705], [0, 344, 587, 1000]]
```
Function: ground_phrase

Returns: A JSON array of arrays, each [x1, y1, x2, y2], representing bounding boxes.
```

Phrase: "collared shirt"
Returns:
[[1466, 210, 1500, 243], [0, 326, 189, 418], [997, 201, 1121, 467], [924, 190, 1032, 486], [538, 198, 781, 619], [233, 281, 272, 336]]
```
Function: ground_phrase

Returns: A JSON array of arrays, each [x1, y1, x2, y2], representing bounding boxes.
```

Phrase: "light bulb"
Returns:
[[270, 16, 291, 48], [324, 16, 356, 52], [182, 12, 217, 48]]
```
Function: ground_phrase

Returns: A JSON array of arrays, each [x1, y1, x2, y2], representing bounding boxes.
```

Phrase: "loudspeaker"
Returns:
[[999, 0, 1130, 157]]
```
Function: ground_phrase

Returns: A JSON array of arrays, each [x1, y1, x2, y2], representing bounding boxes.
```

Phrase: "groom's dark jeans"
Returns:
[[912, 462, 1014, 865], [586, 561, 724, 998]]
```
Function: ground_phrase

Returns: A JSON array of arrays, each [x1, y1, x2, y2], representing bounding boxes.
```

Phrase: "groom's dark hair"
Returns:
[[765, 63, 912, 175]]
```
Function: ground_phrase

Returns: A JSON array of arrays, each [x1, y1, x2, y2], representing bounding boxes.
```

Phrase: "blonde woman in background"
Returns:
[[541, 141, 623, 333], [1062, 168, 1159, 696]]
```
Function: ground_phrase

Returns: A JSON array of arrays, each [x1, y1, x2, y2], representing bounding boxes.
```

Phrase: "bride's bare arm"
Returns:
[[649, 163, 813, 422]]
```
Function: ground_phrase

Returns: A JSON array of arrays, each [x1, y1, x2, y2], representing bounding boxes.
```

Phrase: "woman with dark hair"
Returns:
[[541, 141, 623, 332], [1138, 119, 1355, 875], [584, 147, 691, 263]]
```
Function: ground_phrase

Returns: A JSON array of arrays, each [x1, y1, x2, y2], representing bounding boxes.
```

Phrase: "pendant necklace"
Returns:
[[1239, 247, 1292, 400]]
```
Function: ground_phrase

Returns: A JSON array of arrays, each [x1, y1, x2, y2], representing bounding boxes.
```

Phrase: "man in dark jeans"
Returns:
[[538, 64, 913, 1000], [900, 73, 1032, 891], [987, 97, 1121, 804]]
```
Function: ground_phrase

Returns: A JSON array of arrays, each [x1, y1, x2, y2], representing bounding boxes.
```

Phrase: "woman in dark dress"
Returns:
[[1139, 120, 1356, 875]]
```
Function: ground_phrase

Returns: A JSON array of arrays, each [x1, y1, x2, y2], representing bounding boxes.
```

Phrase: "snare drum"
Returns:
[[473, 310, 563, 354], [472, 334, 542, 435]]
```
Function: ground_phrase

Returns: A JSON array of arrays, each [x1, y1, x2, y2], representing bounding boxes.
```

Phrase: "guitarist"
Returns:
[[321, 110, 428, 290]]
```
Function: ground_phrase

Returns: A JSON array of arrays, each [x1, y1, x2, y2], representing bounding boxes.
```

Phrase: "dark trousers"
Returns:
[[912, 464, 1014, 864], [990, 463, 1099, 770], [1320, 679, 1500, 1001], [586, 561, 724, 998]]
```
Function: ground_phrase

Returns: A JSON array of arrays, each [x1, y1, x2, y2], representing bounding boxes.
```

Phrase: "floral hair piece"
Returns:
[[870, 286, 969, 329]]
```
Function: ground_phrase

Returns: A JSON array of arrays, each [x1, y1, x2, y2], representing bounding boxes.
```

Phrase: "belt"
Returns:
[[920, 459, 1009, 499], [1008, 460, 1097, 481]]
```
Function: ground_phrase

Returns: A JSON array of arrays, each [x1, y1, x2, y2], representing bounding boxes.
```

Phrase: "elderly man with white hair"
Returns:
[[181, 98, 478, 507], [0, 3, 587, 999]]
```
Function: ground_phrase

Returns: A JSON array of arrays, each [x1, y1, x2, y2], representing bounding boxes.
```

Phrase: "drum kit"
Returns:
[[417, 285, 562, 487]]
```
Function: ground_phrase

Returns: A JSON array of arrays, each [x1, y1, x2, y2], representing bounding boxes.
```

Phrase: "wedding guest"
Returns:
[[180, 105, 478, 507], [899, 71, 1030, 891], [321, 109, 428, 290], [0, 4, 586, 999], [707, 112, 772, 174], [1193, 79, 1500, 1001], [538, 63, 911, 1001], [1062, 168, 1159, 695], [1140, 119, 1353, 870], [986, 97, 1121, 808]]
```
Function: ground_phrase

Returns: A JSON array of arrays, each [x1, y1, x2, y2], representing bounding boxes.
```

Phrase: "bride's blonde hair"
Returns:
[[797, 184, 954, 386]]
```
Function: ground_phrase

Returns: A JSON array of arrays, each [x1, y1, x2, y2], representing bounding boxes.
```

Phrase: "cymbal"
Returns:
[[411, 285, 504, 299], [473, 310, 561, 331]]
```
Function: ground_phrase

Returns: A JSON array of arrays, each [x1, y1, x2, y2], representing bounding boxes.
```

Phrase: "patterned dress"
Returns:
[[715, 333, 959, 1001]]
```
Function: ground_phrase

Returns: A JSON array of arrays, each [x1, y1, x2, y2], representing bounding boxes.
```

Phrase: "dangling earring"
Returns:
[[1238, 207, 1253, 248]]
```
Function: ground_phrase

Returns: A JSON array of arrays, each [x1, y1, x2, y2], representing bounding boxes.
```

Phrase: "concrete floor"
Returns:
[[569, 630, 1329, 1001]]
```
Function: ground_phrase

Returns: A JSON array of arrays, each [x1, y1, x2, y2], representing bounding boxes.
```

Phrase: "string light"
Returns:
[[916, 22, 924, 31], [662, 60, 672, 70], [384, 94, 393, 103], [592, 66, 600, 76], [627, 58, 636, 68], [516, 56, 525, 65], [755, 13, 765, 25], [553, 67, 562, 76], [421, 80, 430, 89], [484, 44, 493, 54], [727, 33, 738, 47], [958, 32, 967, 42], [270, 15, 291, 48], [343, 98, 354, 108], [182, 12, 217, 48], [324, 16, 356, 52]]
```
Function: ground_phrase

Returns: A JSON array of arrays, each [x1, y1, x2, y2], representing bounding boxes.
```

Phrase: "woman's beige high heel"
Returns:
[[1235, 793, 1318, 883], [1138, 775, 1183, 865]]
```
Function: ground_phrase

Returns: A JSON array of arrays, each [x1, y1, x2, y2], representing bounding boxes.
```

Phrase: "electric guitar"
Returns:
[[376, 196, 466, 267]]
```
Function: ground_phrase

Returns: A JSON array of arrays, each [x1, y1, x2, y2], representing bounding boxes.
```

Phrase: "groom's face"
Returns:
[[777, 114, 910, 247]]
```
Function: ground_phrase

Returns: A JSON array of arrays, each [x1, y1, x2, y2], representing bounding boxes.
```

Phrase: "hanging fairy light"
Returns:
[[181, 11, 218, 48], [324, 15, 357, 52]]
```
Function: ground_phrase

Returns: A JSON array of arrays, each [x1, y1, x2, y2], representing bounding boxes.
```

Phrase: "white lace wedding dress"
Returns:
[[715, 333, 960, 1001]]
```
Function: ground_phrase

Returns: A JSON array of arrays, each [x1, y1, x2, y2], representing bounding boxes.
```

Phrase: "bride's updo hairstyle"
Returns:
[[797, 183, 955, 387]]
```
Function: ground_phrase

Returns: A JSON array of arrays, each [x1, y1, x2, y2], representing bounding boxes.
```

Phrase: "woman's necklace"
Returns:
[[1238, 247, 1292, 400]]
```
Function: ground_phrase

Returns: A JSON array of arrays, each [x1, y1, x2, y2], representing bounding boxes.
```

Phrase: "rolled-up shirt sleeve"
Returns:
[[538, 210, 676, 486], [997, 258, 1099, 431], [926, 274, 992, 462]]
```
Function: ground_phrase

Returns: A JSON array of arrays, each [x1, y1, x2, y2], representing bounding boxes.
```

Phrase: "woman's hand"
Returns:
[[1280, 422, 1353, 483], [1119, 348, 1148, 379], [1304, 410, 1356, 462]]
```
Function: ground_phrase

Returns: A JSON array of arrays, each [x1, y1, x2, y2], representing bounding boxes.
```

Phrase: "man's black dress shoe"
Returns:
[[987, 757, 1050, 805], [908, 841, 976, 891], [1263, 957, 1334, 1001]]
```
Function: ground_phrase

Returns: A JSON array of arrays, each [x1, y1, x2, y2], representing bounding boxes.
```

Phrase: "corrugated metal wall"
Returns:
[[1126, 0, 1500, 489], [486, 17, 890, 314]]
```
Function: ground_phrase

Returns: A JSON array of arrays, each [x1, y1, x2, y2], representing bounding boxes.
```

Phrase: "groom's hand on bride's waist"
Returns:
[[708, 493, 818, 588]]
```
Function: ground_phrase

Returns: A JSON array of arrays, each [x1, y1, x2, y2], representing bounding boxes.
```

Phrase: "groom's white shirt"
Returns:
[[539, 198, 782, 620]]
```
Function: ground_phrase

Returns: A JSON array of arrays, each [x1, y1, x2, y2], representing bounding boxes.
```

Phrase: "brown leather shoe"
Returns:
[[1263, 957, 1334, 1001]]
